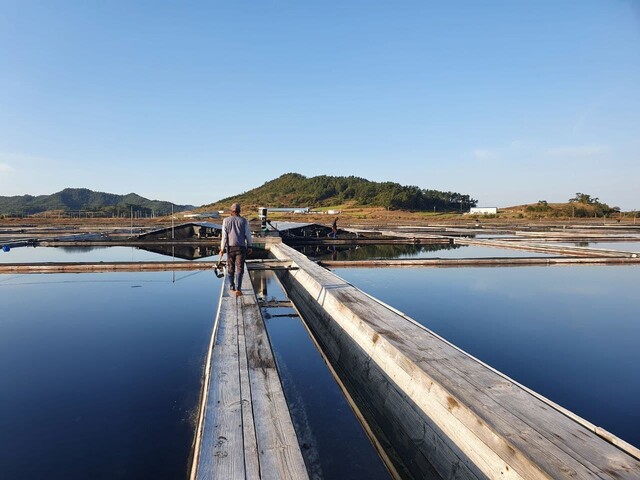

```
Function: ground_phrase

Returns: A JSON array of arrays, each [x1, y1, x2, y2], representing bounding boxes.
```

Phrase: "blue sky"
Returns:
[[1, 1, 639, 209]]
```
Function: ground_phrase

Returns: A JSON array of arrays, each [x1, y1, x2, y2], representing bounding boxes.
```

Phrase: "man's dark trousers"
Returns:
[[227, 246, 247, 289]]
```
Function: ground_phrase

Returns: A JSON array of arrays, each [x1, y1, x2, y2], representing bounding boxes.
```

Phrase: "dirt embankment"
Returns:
[[2, 208, 638, 232]]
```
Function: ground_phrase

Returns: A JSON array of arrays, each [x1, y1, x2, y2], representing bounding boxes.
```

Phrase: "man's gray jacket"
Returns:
[[220, 215, 252, 251]]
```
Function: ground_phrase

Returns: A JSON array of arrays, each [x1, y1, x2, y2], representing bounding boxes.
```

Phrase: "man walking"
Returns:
[[220, 203, 253, 296]]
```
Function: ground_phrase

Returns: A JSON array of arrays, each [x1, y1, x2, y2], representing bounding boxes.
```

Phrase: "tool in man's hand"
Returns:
[[214, 260, 226, 278]]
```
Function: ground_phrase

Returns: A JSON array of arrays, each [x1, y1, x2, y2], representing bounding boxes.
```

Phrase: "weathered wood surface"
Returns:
[[0, 261, 214, 273], [195, 288, 245, 479], [192, 266, 308, 480], [271, 243, 640, 480], [0, 259, 294, 274], [455, 238, 639, 258], [318, 256, 640, 268], [340, 227, 451, 242], [283, 238, 447, 245], [241, 273, 309, 480]]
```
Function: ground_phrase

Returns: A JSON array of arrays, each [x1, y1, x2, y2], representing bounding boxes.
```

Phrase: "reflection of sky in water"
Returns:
[[0, 270, 220, 478], [0, 245, 187, 263], [0, 245, 222, 263], [335, 266, 640, 447], [252, 270, 390, 480]]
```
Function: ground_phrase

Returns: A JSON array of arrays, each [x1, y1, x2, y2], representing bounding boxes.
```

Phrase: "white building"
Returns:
[[183, 211, 220, 219], [469, 207, 498, 215]]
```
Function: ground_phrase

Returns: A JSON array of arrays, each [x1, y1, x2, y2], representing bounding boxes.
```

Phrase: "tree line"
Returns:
[[212, 173, 478, 212], [0, 188, 194, 216], [526, 193, 621, 217]]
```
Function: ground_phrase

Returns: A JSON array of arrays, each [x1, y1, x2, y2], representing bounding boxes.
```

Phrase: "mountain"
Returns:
[[0, 188, 195, 216], [205, 173, 477, 212]]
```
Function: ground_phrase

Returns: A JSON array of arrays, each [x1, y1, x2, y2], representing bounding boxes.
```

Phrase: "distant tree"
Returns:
[[570, 193, 599, 204], [526, 200, 551, 213]]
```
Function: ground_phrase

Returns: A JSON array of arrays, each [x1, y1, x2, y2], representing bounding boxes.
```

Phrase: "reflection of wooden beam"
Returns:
[[246, 259, 293, 270], [258, 300, 293, 308]]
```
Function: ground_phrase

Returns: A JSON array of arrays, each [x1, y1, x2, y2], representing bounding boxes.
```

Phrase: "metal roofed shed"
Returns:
[[260, 207, 310, 213], [261, 221, 332, 238], [137, 222, 222, 241]]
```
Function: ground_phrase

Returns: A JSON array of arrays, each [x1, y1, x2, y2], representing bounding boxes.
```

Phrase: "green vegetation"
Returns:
[[0, 188, 194, 216], [518, 193, 619, 218], [206, 173, 477, 212]]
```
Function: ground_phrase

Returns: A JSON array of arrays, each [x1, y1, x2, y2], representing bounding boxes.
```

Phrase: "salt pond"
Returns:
[[3, 244, 638, 480], [0, 270, 219, 479], [252, 270, 390, 479]]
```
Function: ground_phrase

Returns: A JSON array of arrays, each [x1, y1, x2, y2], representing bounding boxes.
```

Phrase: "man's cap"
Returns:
[[230, 203, 241, 213]]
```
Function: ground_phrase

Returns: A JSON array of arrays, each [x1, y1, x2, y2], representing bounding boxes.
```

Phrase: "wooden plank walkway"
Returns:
[[191, 266, 308, 480], [271, 242, 640, 480]]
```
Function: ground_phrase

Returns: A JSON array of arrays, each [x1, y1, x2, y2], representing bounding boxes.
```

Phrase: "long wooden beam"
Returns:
[[3, 256, 639, 274], [284, 238, 450, 245], [319, 256, 640, 268], [271, 243, 640, 480], [0, 259, 294, 274]]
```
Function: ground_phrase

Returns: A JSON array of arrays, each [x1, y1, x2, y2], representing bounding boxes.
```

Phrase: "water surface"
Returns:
[[0, 244, 225, 263], [0, 270, 219, 479], [252, 270, 390, 480], [0, 246, 190, 263]]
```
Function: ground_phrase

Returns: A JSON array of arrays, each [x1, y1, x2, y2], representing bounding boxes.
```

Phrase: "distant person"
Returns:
[[220, 203, 252, 296], [329, 217, 338, 238]]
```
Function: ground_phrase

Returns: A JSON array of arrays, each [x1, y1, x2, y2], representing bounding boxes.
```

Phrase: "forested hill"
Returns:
[[207, 173, 477, 211], [0, 188, 194, 216]]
